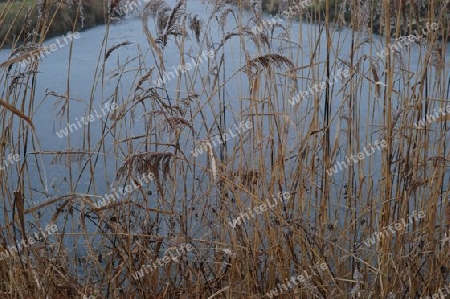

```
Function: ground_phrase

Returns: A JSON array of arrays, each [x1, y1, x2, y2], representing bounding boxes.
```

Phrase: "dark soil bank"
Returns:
[[0, 0, 122, 48]]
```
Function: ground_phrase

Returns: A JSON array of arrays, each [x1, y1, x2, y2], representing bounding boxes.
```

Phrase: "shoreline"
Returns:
[[256, 0, 449, 40], [0, 0, 116, 49]]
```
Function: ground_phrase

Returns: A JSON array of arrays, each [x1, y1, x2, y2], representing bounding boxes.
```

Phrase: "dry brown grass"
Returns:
[[0, 0, 449, 298]]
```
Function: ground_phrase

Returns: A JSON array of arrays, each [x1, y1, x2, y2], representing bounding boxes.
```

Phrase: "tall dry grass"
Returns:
[[0, 0, 449, 298]]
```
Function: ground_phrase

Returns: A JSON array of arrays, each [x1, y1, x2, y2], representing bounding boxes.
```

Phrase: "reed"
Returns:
[[0, 0, 449, 298]]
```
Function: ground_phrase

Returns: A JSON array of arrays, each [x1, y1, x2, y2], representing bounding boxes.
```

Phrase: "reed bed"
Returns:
[[0, 0, 449, 298]]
